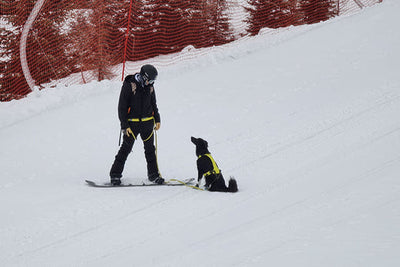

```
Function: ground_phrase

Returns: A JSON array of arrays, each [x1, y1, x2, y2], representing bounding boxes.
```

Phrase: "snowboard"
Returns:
[[85, 178, 195, 188]]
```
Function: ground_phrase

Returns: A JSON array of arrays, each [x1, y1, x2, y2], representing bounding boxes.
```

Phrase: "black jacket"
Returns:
[[118, 74, 160, 129]]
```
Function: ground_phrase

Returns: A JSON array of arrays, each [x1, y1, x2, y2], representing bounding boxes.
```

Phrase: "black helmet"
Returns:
[[140, 64, 158, 83]]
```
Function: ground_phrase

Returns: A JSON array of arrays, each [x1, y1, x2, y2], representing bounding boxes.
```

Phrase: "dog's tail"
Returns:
[[227, 177, 238, 193]]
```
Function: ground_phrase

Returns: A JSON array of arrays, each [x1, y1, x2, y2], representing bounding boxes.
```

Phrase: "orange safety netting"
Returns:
[[1, 0, 382, 101]]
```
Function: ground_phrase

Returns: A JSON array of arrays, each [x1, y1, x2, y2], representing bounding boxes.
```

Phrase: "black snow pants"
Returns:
[[110, 119, 159, 179]]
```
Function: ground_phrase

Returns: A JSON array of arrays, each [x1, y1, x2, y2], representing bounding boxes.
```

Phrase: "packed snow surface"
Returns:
[[1, 1, 399, 266]]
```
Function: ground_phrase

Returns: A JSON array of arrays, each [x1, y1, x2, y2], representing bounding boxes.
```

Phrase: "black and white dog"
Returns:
[[191, 137, 238, 193]]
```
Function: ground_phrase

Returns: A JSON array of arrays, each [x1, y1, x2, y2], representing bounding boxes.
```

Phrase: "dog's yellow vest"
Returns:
[[199, 154, 220, 177]]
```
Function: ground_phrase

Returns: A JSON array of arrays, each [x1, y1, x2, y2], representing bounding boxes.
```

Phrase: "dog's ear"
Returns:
[[202, 139, 208, 148], [197, 138, 208, 149]]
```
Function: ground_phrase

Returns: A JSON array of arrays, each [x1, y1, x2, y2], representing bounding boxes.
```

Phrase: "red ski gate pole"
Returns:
[[122, 0, 133, 81]]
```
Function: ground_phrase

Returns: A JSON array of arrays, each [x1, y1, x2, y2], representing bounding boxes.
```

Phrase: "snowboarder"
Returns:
[[109, 64, 164, 185]]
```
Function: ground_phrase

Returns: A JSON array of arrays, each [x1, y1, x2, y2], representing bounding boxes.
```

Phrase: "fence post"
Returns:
[[122, 0, 134, 81]]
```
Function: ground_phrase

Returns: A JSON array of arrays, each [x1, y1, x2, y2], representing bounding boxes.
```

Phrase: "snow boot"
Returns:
[[110, 177, 121, 186], [148, 173, 164, 185]]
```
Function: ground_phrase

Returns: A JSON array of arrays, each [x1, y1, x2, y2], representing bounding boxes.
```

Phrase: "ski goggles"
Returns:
[[144, 76, 156, 84]]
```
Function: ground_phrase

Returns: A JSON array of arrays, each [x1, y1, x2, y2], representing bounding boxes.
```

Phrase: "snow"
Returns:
[[1, 0, 400, 266]]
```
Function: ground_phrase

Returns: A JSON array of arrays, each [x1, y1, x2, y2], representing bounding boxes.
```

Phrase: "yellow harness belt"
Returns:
[[128, 116, 154, 122], [199, 154, 220, 177]]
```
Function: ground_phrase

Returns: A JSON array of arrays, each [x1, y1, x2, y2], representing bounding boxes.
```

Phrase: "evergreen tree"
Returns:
[[201, 0, 234, 46], [128, 0, 233, 61], [299, 0, 337, 24], [245, 0, 294, 35]]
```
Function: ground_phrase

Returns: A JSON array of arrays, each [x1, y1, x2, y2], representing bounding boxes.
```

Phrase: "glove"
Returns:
[[154, 122, 161, 131], [123, 127, 134, 137]]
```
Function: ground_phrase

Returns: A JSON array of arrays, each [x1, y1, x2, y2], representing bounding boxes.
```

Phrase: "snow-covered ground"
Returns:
[[1, 0, 399, 266]]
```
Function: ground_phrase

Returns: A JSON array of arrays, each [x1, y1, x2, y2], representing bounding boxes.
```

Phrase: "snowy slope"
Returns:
[[1, 1, 400, 266]]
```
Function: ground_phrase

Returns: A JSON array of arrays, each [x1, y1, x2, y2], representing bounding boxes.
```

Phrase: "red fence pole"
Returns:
[[122, 0, 133, 81]]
